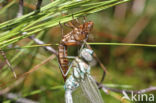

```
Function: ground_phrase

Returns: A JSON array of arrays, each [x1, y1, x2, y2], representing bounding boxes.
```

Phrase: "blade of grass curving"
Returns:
[[0, 0, 128, 30], [22, 0, 91, 30], [0, 0, 131, 49], [0, 0, 62, 29], [2, 41, 156, 51], [81, 0, 118, 7], [0, 24, 25, 42], [87, 42, 156, 47], [24, 0, 130, 32], [2, 42, 156, 51]]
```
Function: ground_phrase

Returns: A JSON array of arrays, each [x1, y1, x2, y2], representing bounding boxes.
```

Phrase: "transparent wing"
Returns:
[[72, 75, 104, 103]]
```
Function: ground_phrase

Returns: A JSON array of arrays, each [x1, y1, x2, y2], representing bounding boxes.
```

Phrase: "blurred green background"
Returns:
[[0, 0, 156, 103]]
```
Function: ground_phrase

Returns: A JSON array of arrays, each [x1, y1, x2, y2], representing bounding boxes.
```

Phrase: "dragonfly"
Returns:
[[58, 16, 93, 81], [64, 48, 104, 103]]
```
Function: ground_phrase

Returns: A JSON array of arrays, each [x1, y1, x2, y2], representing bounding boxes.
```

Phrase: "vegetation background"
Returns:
[[0, 0, 155, 103]]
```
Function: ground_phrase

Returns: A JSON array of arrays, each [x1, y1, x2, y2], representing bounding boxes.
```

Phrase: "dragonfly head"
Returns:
[[86, 21, 93, 31], [83, 21, 93, 34], [80, 48, 93, 62]]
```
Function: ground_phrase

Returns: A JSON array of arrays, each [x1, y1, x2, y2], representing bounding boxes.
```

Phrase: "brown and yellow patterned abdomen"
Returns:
[[58, 44, 68, 80]]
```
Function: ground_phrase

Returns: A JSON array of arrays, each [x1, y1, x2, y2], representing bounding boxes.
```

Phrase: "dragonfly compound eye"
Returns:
[[80, 48, 93, 62]]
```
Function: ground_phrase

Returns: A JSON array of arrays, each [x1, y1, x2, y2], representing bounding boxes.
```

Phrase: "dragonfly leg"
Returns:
[[72, 14, 80, 25], [83, 16, 87, 23], [62, 45, 75, 59], [64, 23, 75, 29], [59, 22, 65, 38], [64, 61, 74, 76], [78, 41, 87, 56], [58, 60, 73, 78]]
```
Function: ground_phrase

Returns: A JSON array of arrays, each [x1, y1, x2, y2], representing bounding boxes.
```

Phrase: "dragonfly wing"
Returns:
[[72, 75, 104, 103]]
